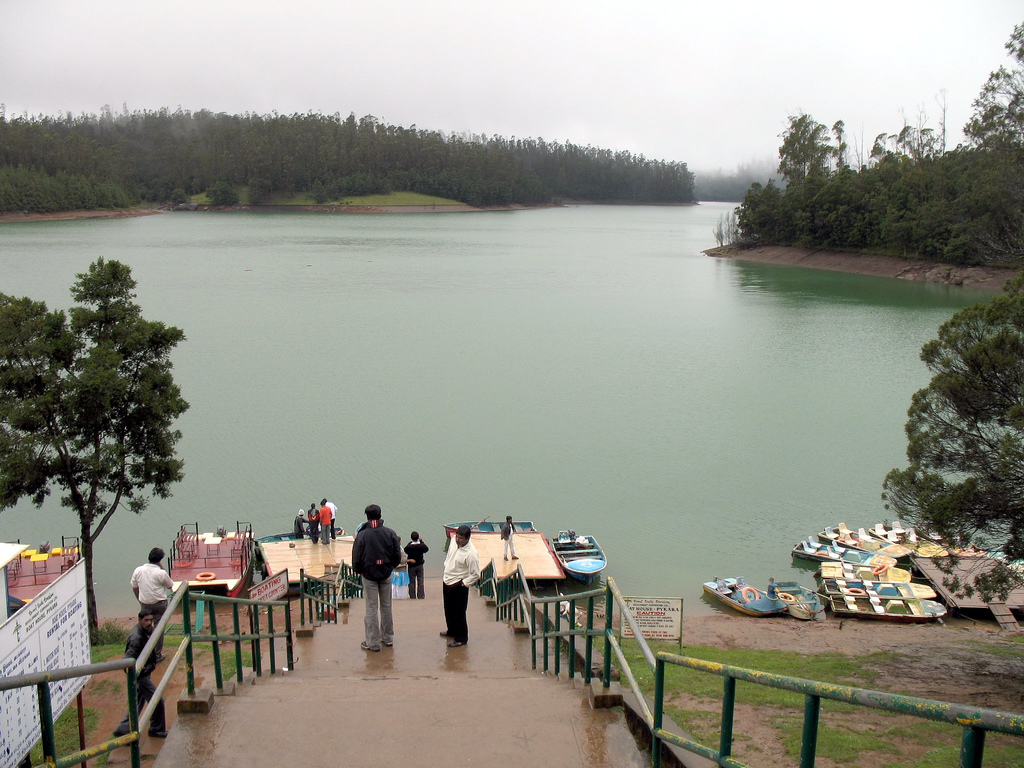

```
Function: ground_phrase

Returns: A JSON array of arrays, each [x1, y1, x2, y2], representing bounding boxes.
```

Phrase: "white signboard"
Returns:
[[1, 560, 91, 768], [249, 569, 288, 602], [620, 596, 683, 642]]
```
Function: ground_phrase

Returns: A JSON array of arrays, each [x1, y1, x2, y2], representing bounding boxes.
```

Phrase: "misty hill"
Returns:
[[0, 107, 694, 212]]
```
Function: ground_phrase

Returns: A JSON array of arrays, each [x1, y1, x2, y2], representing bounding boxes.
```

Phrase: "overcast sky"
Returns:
[[2, 1, 1021, 173]]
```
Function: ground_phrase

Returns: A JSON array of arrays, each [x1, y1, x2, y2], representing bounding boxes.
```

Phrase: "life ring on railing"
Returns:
[[740, 586, 761, 603], [777, 592, 797, 603], [846, 587, 867, 596], [196, 572, 217, 582]]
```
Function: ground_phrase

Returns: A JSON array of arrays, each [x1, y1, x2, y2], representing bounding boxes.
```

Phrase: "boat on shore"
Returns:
[[816, 561, 913, 583], [552, 531, 607, 584], [818, 577, 937, 600], [703, 577, 788, 617], [169, 522, 256, 598], [825, 592, 947, 623]]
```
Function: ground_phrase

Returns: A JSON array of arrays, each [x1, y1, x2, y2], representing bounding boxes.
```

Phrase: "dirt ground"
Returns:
[[674, 614, 1024, 767], [706, 244, 1019, 292], [0, 209, 160, 224]]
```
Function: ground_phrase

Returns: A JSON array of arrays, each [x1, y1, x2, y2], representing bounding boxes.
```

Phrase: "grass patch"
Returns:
[[93, 620, 129, 647], [28, 706, 100, 765], [337, 191, 463, 206], [774, 715, 901, 764]]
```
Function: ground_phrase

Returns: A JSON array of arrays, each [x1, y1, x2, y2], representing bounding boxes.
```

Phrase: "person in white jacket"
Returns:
[[441, 525, 480, 648]]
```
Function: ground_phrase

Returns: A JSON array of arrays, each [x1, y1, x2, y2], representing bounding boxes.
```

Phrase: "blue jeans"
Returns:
[[320, 522, 330, 545], [362, 575, 394, 649]]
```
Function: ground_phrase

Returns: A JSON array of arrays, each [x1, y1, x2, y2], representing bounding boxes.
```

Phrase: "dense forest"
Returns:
[[732, 23, 1024, 267], [0, 107, 694, 212]]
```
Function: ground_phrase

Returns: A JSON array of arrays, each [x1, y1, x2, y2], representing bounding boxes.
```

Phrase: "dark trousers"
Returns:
[[442, 581, 469, 642], [408, 564, 424, 599], [309, 520, 320, 543], [114, 674, 166, 736], [331, 521, 337, 539]]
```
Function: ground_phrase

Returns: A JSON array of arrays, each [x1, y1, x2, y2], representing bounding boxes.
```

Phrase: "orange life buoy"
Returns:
[[196, 572, 216, 582], [846, 587, 867, 596], [777, 592, 797, 603], [740, 586, 760, 603]]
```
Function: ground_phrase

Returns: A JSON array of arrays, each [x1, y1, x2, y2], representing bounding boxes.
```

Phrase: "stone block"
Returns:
[[177, 688, 215, 714], [589, 680, 623, 708]]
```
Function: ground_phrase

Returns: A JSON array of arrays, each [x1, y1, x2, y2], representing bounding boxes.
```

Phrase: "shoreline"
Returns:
[[0, 208, 163, 224], [706, 244, 1019, 292]]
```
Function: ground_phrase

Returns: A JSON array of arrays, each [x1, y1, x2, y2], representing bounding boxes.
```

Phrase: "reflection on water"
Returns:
[[0, 205, 986, 617]]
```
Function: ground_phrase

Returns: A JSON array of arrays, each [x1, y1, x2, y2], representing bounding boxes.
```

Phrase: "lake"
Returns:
[[0, 204, 993, 617]]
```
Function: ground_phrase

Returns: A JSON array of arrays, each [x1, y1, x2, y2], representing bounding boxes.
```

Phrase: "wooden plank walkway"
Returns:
[[260, 535, 355, 579], [913, 556, 1024, 628]]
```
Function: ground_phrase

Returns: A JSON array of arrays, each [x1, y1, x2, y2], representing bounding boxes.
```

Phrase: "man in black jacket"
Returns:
[[352, 504, 402, 652], [113, 609, 168, 739]]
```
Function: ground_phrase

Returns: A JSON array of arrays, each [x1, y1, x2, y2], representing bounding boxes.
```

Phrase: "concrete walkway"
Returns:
[[154, 577, 646, 767]]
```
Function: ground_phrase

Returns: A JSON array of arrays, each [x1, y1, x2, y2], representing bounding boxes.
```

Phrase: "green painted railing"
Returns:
[[298, 562, 360, 627], [481, 565, 1024, 768]]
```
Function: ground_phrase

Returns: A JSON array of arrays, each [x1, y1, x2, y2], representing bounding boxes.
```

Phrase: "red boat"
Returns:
[[4, 537, 81, 605], [168, 522, 256, 597]]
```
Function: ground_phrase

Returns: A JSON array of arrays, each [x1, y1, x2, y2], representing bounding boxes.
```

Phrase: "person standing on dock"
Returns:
[[293, 509, 307, 538], [307, 502, 320, 544], [404, 532, 429, 599], [319, 501, 332, 545], [441, 525, 480, 647], [130, 547, 173, 661], [501, 515, 519, 561], [322, 497, 339, 539], [352, 504, 402, 652]]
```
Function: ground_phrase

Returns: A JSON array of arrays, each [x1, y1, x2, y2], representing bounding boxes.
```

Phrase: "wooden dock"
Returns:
[[912, 556, 1023, 630], [260, 536, 355, 580], [466, 531, 565, 580]]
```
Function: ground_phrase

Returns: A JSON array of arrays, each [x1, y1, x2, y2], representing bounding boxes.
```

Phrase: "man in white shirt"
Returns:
[[441, 525, 480, 648], [130, 547, 174, 660]]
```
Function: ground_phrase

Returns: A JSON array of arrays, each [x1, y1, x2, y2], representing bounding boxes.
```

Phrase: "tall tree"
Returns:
[[0, 259, 189, 636], [883, 274, 1024, 600], [966, 22, 1024, 150], [777, 113, 833, 186]]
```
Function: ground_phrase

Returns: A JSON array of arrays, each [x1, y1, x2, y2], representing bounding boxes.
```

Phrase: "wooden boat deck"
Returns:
[[912, 556, 1024, 629], [260, 536, 355, 580], [5, 545, 80, 602], [470, 532, 565, 580]]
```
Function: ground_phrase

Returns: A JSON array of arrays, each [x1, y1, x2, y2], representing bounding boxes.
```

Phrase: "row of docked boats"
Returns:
[[704, 520, 949, 623]]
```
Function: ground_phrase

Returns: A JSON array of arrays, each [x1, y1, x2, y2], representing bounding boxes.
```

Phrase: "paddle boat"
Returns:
[[817, 524, 912, 558], [4, 537, 81, 606], [825, 592, 947, 623], [552, 531, 607, 585], [771, 580, 826, 620], [817, 577, 937, 601], [817, 560, 913, 583], [169, 522, 256, 598], [703, 577, 789, 617], [791, 538, 898, 571]]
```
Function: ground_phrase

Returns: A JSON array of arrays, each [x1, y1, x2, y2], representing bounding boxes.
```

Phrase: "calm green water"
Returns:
[[0, 205, 994, 617]]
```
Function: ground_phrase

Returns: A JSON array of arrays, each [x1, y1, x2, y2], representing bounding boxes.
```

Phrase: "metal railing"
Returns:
[[481, 564, 1024, 768], [2, 581, 293, 768], [298, 562, 361, 627]]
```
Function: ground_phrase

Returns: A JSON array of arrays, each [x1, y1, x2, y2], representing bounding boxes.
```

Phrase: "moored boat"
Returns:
[[169, 522, 256, 597], [703, 577, 788, 617], [817, 577, 937, 601], [817, 524, 912, 558], [4, 537, 81, 606], [792, 538, 898, 570], [772, 580, 826, 620], [825, 592, 947, 623], [552, 531, 607, 584], [443, 519, 535, 538], [816, 561, 913, 583]]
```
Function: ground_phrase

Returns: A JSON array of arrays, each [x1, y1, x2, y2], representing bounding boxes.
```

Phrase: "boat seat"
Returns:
[[872, 523, 888, 537], [837, 522, 851, 536], [844, 596, 857, 609], [891, 520, 906, 535]]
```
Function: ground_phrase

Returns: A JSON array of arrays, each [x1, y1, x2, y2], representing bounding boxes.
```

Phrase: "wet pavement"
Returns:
[[153, 577, 647, 767]]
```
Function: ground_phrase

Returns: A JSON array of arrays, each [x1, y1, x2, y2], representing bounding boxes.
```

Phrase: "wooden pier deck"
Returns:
[[260, 536, 355, 580], [913, 556, 1023, 629]]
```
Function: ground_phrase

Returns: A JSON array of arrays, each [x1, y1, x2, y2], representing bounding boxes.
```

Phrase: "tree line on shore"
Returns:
[[0, 107, 694, 212], [726, 23, 1024, 268]]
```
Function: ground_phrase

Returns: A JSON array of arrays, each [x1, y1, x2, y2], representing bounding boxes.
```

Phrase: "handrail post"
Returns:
[[285, 596, 294, 670], [720, 676, 736, 760], [125, 665, 141, 768], [543, 602, 550, 674], [602, 584, 613, 688], [253, 603, 263, 677], [208, 600, 223, 691], [184, 588, 195, 696], [232, 603, 243, 683], [36, 681, 58, 767], [267, 605, 277, 674], [554, 604, 561, 677], [960, 725, 986, 768], [530, 593, 538, 670], [653, 658, 665, 768], [568, 598, 576, 679], [585, 596, 594, 684], [800, 694, 821, 768], [299, 569, 306, 626]]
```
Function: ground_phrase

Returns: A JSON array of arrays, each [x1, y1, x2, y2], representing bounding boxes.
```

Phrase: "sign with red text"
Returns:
[[248, 569, 288, 602], [620, 596, 682, 641]]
